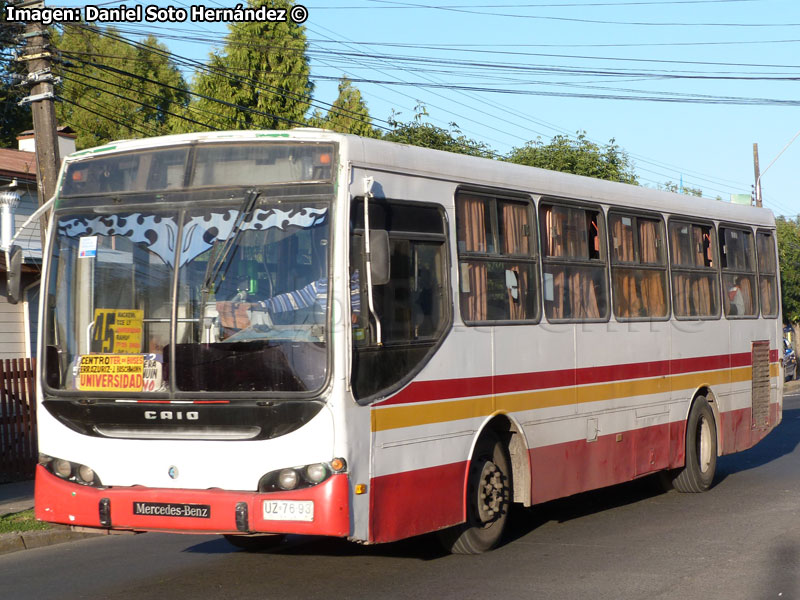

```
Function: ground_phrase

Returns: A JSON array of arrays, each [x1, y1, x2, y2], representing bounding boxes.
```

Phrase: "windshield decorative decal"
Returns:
[[57, 207, 328, 267]]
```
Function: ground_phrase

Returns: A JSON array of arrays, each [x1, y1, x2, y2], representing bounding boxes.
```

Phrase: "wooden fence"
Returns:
[[0, 358, 37, 482]]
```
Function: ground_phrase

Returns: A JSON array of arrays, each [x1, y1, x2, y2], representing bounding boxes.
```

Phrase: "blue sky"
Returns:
[[52, 0, 800, 217]]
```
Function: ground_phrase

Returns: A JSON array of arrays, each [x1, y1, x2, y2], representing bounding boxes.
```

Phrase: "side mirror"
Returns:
[[5, 245, 22, 305], [369, 229, 390, 286]]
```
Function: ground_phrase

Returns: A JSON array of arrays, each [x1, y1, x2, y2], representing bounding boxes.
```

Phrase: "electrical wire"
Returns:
[[61, 22, 389, 132]]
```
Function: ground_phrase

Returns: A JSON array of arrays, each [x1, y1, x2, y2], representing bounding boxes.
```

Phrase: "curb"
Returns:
[[0, 525, 103, 556]]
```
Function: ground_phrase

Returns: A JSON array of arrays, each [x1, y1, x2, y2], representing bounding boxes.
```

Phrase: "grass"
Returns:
[[0, 510, 50, 534]]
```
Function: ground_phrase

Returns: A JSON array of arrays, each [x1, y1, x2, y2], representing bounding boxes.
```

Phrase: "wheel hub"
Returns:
[[477, 461, 505, 524]]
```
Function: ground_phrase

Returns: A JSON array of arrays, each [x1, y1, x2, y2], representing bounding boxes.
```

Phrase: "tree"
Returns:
[[777, 216, 800, 349], [54, 25, 189, 149], [0, 2, 32, 148], [183, 0, 312, 132], [383, 105, 493, 158], [506, 132, 638, 184], [310, 77, 377, 137], [663, 181, 703, 197]]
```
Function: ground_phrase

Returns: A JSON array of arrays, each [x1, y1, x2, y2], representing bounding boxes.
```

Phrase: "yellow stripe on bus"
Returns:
[[371, 365, 778, 432]]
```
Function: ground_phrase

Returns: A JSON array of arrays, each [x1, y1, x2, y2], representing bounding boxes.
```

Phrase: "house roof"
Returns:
[[16, 125, 76, 139], [0, 148, 36, 182]]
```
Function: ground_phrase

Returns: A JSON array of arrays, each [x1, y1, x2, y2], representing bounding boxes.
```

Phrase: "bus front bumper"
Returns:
[[34, 465, 351, 537]]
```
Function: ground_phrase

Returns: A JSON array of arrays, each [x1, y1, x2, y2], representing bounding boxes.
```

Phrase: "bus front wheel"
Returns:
[[438, 430, 511, 554], [672, 396, 717, 493]]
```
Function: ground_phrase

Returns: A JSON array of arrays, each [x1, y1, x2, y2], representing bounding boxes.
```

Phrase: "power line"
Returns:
[[57, 95, 155, 138], [59, 69, 219, 132], [360, 0, 800, 27], [60, 22, 390, 131]]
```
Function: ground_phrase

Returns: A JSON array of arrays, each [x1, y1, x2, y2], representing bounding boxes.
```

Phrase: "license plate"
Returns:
[[133, 502, 211, 518], [262, 500, 314, 522]]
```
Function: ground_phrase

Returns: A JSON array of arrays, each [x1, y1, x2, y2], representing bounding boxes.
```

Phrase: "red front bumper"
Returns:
[[34, 465, 350, 536]]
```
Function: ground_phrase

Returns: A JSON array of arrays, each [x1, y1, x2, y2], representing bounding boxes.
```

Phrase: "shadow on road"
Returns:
[[185, 532, 449, 560]]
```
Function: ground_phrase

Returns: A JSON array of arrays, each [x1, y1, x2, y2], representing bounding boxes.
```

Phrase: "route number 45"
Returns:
[[92, 311, 116, 353]]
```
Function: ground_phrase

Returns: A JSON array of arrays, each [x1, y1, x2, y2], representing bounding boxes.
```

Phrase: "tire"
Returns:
[[437, 430, 511, 554], [672, 396, 717, 493], [224, 533, 286, 552]]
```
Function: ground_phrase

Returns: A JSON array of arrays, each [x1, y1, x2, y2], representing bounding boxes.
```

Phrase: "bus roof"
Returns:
[[63, 128, 775, 229]]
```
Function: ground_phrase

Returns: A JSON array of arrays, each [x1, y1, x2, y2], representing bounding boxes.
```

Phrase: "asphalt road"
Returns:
[[2, 393, 799, 600]]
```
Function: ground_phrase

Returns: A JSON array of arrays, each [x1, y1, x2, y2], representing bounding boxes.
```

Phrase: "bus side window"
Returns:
[[609, 212, 668, 320], [456, 191, 539, 323], [669, 220, 719, 319], [539, 202, 608, 322], [756, 230, 779, 318], [349, 199, 451, 402], [720, 226, 757, 318]]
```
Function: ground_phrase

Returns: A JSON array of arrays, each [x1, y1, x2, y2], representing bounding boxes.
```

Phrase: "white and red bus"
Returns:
[[25, 129, 783, 553]]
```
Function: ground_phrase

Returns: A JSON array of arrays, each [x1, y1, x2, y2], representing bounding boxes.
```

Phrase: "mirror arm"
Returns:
[[362, 177, 382, 346], [4, 196, 55, 252]]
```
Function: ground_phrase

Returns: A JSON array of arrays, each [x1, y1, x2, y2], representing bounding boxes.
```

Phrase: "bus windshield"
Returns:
[[45, 196, 332, 396]]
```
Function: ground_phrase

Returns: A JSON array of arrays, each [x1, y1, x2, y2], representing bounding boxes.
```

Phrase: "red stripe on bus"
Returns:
[[368, 402, 779, 543], [375, 350, 771, 407], [529, 421, 675, 505], [35, 466, 350, 537], [530, 403, 777, 505], [369, 461, 467, 543]]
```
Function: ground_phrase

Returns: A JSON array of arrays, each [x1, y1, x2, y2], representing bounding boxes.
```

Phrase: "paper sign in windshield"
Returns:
[[78, 236, 97, 258], [92, 309, 143, 354], [77, 354, 163, 392], [78, 354, 144, 392]]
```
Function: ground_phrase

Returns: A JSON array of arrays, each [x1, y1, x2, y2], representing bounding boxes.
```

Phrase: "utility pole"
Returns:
[[752, 143, 762, 208], [17, 0, 61, 249]]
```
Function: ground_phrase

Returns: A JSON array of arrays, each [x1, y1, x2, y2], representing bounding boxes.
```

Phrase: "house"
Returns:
[[0, 126, 76, 359]]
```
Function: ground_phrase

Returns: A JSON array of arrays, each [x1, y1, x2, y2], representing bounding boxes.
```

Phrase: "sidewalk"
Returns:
[[0, 479, 34, 517], [0, 478, 101, 555]]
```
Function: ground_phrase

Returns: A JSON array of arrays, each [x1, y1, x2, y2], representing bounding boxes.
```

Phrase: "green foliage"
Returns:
[[506, 132, 638, 184], [383, 105, 493, 158], [0, 2, 32, 148], [663, 181, 703, 197], [182, 0, 312, 132], [54, 25, 189, 149], [777, 216, 800, 325], [310, 77, 377, 137], [0, 510, 49, 534]]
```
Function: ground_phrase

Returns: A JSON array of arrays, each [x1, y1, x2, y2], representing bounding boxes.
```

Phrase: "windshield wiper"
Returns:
[[200, 188, 261, 296]]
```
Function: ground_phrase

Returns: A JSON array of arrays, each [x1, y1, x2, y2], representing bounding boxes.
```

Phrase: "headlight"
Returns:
[[53, 458, 72, 478], [304, 463, 327, 484], [78, 465, 95, 484], [258, 458, 347, 493], [40, 454, 102, 487], [278, 468, 299, 490]]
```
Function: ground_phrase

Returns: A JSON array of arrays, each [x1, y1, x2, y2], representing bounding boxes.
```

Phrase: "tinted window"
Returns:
[[350, 199, 450, 401], [720, 227, 757, 318], [456, 192, 538, 323], [669, 221, 719, 319], [540, 202, 608, 321], [609, 213, 668, 319]]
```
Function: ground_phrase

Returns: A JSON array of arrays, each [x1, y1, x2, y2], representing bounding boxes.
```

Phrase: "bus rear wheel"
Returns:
[[438, 430, 511, 554], [672, 396, 717, 493], [224, 533, 286, 552]]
